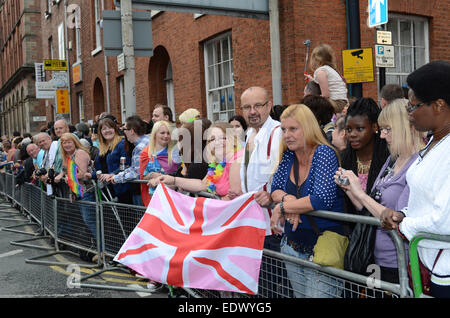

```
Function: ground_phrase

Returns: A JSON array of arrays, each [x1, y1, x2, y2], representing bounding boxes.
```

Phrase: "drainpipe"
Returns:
[[345, 0, 362, 98]]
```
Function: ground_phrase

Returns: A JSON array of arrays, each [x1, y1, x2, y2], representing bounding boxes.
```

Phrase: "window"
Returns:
[[78, 93, 84, 122], [48, 36, 54, 60], [204, 33, 235, 122], [384, 14, 429, 86], [165, 61, 174, 121], [119, 77, 126, 123], [58, 22, 65, 60], [94, 0, 102, 50], [74, 6, 82, 62]]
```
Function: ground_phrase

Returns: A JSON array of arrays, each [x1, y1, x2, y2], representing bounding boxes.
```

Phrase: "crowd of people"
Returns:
[[0, 45, 449, 298]]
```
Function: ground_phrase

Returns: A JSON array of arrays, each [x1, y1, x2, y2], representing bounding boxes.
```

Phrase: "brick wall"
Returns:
[[2, 0, 446, 133]]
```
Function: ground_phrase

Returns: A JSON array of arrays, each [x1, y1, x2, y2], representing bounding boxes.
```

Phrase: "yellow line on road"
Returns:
[[18, 224, 147, 286]]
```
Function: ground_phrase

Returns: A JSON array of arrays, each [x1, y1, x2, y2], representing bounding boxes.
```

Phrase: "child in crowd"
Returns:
[[305, 44, 348, 115]]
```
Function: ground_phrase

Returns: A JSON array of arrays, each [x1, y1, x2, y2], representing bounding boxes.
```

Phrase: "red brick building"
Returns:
[[0, 0, 44, 135], [1, 0, 449, 135]]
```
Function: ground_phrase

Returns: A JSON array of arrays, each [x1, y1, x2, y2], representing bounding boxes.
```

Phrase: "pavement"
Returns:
[[0, 198, 175, 299]]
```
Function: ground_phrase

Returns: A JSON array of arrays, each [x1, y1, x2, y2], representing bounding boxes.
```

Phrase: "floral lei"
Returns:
[[206, 161, 226, 193]]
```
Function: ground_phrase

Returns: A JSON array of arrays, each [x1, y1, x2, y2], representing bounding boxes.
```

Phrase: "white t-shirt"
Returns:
[[314, 65, 348, 101]]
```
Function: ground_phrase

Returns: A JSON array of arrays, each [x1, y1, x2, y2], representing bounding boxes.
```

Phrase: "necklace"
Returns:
[[418, 130, 450, 163], [206, 161, 226, 193], [357, 157, 372, 175]]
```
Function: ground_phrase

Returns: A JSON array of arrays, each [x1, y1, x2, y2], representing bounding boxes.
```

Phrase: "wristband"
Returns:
[[282, 193, 289, 202], [279, 201, 286, 217]]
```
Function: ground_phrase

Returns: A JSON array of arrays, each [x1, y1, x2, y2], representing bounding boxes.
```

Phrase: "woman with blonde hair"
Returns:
[[140, 120, 181, 205], [335, 98, 425, 284], [178, 108, 200, 124], [94, 115, 133, 204], [55, 133, 98, 243], [270, 104, 345, 298], [305, 44, 348, 114], [154, 122, 243, 200]]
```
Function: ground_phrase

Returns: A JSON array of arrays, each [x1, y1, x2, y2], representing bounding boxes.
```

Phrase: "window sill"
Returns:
[[91, 46, 102, 56]]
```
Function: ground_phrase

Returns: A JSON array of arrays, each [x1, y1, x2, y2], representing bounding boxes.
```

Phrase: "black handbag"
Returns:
[[343, 208, 377, 275], [343, 158, 396, 275]]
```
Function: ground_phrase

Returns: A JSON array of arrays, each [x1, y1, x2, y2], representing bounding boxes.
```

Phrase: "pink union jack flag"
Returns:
[[114, 184, 267, 294]]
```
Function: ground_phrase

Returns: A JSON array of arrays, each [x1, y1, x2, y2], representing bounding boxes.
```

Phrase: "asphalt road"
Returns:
[[0, 200, 171, 299]]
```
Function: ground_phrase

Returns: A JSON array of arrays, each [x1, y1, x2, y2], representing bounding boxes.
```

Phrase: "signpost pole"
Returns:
[[376, 26, 386, 92], [122, 0, 137, 118]]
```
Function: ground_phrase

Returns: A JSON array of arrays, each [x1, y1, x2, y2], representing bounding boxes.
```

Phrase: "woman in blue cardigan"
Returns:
[[94, 116, 133, 205], [270, 104, 345, 298]]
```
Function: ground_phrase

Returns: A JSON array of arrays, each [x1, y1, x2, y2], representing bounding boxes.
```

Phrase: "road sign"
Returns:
[[44, 59, 68, 71], [114, 0, 269, 19], [102, 10, 153, 57], [376, 30, 392, 45], [56, 89, 70, 114], [36, 81, 57, 99], [368, 0, 388, 28], [35, 63, 46, 82], [51, 72, 68, 87], [342, 48, 374, 84], [375, 45, 395, 68]]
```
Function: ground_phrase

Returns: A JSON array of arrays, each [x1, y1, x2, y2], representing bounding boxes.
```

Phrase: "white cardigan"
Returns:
[[400, 135, 450, 284]]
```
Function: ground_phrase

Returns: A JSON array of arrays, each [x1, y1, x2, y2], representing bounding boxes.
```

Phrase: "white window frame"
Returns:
[[58, 22, 65, 60], [204, 33, 235, 123], [119, 77, 126, 123], [380, 14, 429, 87], [75, 6, 82, 62], [92, 0, 102, 55], [165, 61, 175, 121], [78, 92, 84, 122]]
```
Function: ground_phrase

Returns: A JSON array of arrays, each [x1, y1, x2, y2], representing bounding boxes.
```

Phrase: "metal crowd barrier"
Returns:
[[183, 209, 412, 298], [409, 233, 450, 298], [0, 172, 426, 298]]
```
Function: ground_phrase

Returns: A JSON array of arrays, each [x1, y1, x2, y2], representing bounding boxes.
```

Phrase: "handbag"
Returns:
[[343, 158, 396, 275], [293, 156, 349, 269], [343, 211, 377, 274], [408, 249, 443, 296]]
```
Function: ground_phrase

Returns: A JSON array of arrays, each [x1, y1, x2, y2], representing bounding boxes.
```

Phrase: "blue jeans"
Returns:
[[132, 193, 144, 206], [280, 236, 343, 298], [79, 191, 97, 240]]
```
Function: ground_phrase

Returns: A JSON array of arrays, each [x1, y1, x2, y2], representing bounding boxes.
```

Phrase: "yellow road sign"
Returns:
[[44, 59, 68, 71], [56, 89, 69, 114], [342, 48, 374, 84]]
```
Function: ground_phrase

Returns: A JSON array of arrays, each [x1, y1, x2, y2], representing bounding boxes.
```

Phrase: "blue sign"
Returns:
[[369, 0, 388, 28]]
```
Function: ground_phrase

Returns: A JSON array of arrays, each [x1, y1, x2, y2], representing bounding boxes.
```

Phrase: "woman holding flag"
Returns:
[[139, 120, 181, 206], [55, 133, 97, 242], [154, 122, 243, 200]]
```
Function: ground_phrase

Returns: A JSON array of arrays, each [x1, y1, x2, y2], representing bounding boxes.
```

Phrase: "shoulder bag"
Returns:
[[293, 155, 349, 269]]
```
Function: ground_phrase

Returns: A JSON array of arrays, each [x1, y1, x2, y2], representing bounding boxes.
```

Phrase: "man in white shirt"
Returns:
[[229, 86, 281, 207], [229, 86, 282, 297]]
